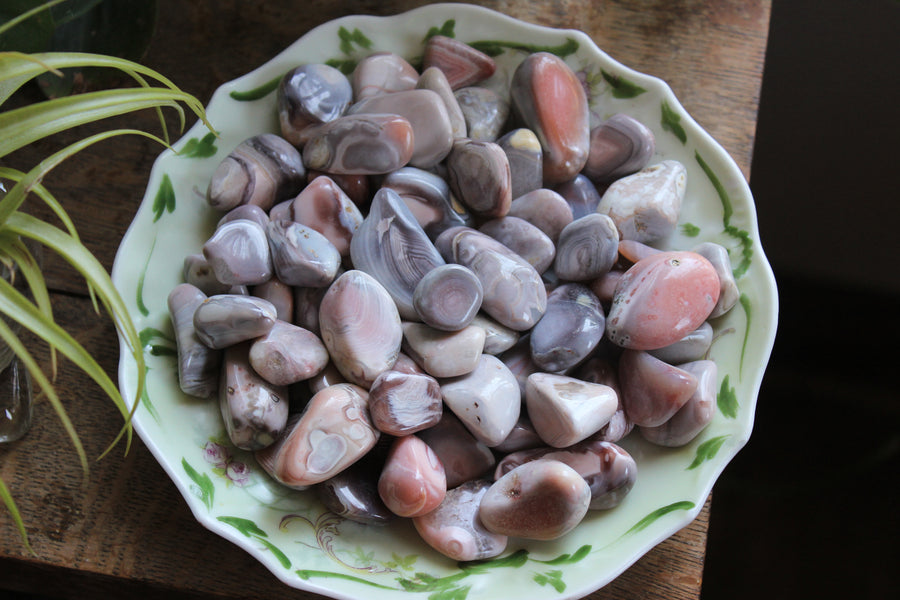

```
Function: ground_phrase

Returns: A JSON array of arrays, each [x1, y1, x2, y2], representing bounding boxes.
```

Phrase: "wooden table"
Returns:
[[0, 1, 771, 598]]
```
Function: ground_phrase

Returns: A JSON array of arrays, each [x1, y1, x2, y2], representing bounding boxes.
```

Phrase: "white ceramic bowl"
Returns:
[[113, 4, 778, 599]]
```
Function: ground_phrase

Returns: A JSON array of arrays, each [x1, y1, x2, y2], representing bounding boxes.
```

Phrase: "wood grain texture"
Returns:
[[0, 1, 770, 598]]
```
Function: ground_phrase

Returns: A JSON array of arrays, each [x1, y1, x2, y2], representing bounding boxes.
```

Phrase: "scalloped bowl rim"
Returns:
[[113, 4, 778, 600]]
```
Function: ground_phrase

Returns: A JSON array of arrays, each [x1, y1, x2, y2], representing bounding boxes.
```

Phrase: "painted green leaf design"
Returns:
[[534, 569, 566, 593], [338, 26, 373, 55], [258, 537, 292, 569], [681, 222, 701, 237], [687, 435, 730, 470], [179, 131, 218, 158], [535, 544, 592, 565], [430, 586, 471, 600], [148, 344, 176, 357], [325, 58, 358, 75], [460, 548, 529, 574], [229, 73, 283, 101], [468, 37, 578, 59], [296, 569, 396, 590], [398, 571, 467, 592], [217, 515, 268, 538], [695, 151, 753, 278], [425, 19, 456, 41], [600, 69, 647, 99], [151, 173, 174, 222], [135, 235, 156, 315], [387, 552, 418, 570], [139, 326, 172, 348], [739, 293, 752, 377], [139, 363, 160, 424], [182, 458, 214, 510], [717, 374, 739, 418], [661, 100, 687, 144], [624, 501, 695, 536]]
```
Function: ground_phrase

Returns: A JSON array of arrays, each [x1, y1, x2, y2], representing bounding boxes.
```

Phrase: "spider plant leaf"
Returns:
[[0, 51, 213, 143], [0, 86, 197, 158], [0, 166, 82, 240], [0, 477, 33, 554], [0, 232, 58, 377], [0, 275, 130, 430], [0, 316, 88, 477], [3, 212, 146, 452], [0, 127, 167, 224], [0, 165, 101, 327], [0, 0, 67, 38], [0, 0, 65, 55]]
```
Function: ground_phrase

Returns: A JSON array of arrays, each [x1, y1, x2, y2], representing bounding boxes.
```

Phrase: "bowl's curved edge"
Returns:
[[113, 3, 779, 600]]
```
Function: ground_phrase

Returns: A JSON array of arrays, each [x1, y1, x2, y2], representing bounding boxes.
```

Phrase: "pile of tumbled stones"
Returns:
[[167, 34, 740, 561]]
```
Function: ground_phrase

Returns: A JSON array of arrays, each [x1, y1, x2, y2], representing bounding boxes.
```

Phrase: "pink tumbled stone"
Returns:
[[248, 320, 328, 386], [413, 479, 507, 561], [378, 435, 447, 518], [606, 251, 720, 350], [618, 350, 698, 427], [351, 52, 419, 100], [368, 370, 443, 436], [290, 175, 364, 257], [418, 413, 495, 488], [640, 359, 717, 447], [422, 35, 496, 90], [254, 383, 378, 488], [479, 459, 590, 540], [510, 52, 590, 184]]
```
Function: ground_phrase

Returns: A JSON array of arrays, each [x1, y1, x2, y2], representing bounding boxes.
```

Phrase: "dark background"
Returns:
[[702, 1, 899, 599]]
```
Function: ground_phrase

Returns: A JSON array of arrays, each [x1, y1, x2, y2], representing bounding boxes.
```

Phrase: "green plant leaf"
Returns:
[[717, 374, 738, 418], [0, 316, 88, 477], [0, 232, 59, 373], [0, 477, 33, 554], [217, 515, 268, 538], [0, 274, 127, 430], [182, 458, 214, 510], [0, 86, 196, 158], [661, 100, 687, 144], [0, 51, 213, 140], [0, 0, 66, 53], [623, 501, 695, 536], [0, 127, 167, 225], [5, 211, 147, 454], [600, 69, 647, 98], [687, 435, 730, 470]]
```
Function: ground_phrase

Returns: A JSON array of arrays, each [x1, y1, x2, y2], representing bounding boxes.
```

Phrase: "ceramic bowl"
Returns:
[[113, 4, 778, 599]]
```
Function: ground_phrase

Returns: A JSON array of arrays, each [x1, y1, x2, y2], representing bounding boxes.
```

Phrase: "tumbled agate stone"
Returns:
[[479, 460, 591, 540], [413, 479, 507, 561]]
